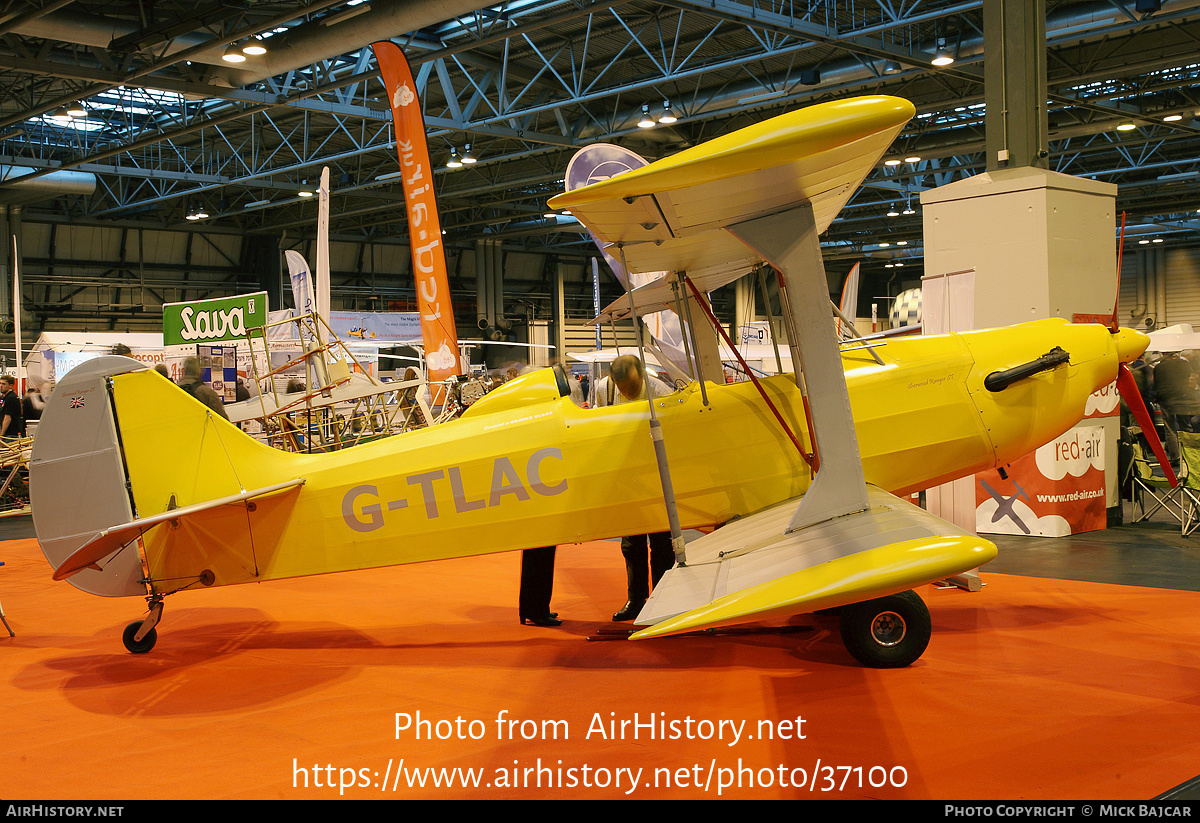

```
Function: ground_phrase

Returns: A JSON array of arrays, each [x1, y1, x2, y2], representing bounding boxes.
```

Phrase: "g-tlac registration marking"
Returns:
[[341, 448, 566, 532]]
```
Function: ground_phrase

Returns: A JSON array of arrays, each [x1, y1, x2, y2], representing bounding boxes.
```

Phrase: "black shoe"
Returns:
[[520, 614, 562, 627], [612, 600, 645, 622]]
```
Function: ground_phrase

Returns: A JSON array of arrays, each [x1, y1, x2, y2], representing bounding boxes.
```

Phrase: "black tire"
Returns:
[[122, 621, 158, 654], [838, 590, 930, 668]]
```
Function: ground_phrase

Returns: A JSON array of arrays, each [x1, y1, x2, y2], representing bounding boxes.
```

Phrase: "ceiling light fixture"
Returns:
[[887, 205, 900, 217], [931, 38, 955, 67], [1163, 113, 1183, 122], [50, 106, 72, 123], [904, 155, 921, 164], [1117, 120, 1137, 131], [882, 60, 902, 75], [241, 37, 267, 56], [638, 104, 656, 129], [446, 150, 463, 169], [884, 158, 901, 166], [66, 101, 87, 118], [461, 144, 477, 164], [658, 101, 677, 124], [223, 43, 248, 63]]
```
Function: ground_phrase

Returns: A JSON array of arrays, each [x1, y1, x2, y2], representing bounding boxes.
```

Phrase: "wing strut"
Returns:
[[727, 203, 871, 532], [617, 245, 687, 566], [669, 272, 708, 407], [757, 267, 786, 375]]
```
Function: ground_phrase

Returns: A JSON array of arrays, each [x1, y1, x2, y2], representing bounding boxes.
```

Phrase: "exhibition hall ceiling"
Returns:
[[1, 0, 1198, 268]]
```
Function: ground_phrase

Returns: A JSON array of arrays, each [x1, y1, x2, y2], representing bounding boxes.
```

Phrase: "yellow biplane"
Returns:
[[32, 96, 1158, 666]]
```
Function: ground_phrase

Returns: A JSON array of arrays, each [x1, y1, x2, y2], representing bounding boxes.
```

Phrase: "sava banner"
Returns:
[[371, 40, 460, 384], [163, 292, 267, 347]]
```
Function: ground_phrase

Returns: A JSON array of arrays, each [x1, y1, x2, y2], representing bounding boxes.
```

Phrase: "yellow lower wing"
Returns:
[[629, 486, 997, 639]]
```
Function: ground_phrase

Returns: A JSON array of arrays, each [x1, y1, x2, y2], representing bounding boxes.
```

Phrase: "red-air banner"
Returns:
[[372, 41, 461, 383]]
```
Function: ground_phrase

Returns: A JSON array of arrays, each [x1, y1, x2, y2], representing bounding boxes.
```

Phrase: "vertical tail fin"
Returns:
[[32, 358, 294, 595]]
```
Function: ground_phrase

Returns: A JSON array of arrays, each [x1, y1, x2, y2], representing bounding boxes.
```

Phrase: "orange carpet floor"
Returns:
[[1, 535, 1198, 799]]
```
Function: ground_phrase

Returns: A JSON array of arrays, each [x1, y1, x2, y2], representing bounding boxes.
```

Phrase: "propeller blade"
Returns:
[[1117, 362, 1178, 487]]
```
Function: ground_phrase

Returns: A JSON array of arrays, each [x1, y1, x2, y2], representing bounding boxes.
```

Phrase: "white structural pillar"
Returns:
[[921, 167, 1120, 530]]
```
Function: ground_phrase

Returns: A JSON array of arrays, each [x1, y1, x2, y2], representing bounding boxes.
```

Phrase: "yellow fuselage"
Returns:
[[115, 318, 1141, 594]]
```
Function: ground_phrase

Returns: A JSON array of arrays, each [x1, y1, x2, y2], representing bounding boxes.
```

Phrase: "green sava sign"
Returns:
[[163, 292, 267, 346]]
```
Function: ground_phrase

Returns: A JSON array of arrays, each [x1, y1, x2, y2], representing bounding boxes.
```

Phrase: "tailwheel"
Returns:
[[838, 590, 931, 668], [122, 597, 164, 654], [122, 621, 157, 654]]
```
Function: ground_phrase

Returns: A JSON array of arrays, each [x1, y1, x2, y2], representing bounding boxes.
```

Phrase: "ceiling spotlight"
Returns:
[[50, 106, 72, 123], [887, 205, 900, 217], [884, 158, 901, 167], [446, 150, 463, 169], [638, 104, 656, 129], [1152, 237, 1164, 243], [298, 189, 314, 198], [931, 38, 954, 67], [1138, 239, 1150, 244], [186, 208, 208, 221], [222, 43, 248, 63], [904, 155, 921, 164], [66, 101, 86, 118], [897, 240, 909, 245], [658, 101, 677, 124], [902, 204, 915, 215], [1163, 113, 1183, 122], [1116, 120, 1137, 131], [461, 144, 477, 164], [882, 60, 902, 75], [241, 38, 267, 56]]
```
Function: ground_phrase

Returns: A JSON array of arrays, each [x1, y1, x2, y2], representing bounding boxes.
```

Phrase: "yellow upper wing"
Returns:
[[549, 95, 914, 290]]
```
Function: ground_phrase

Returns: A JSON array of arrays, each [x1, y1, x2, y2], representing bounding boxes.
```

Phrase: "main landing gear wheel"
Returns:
[[838, 590, 931, 668], [122, 621, 158, 654]]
